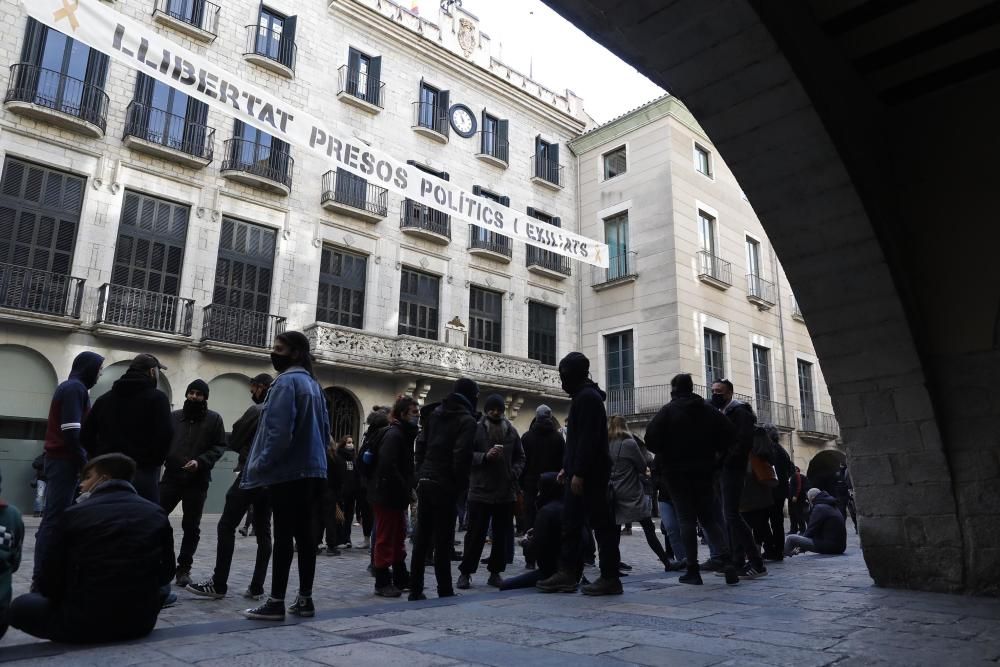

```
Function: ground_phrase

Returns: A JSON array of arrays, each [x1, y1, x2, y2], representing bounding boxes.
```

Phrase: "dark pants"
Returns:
[[133, 466, 161, 504], [665, 472, 730, 574], [721, 467, 763, 569], [356, 495, 373, 538], [788, 499, 807, 534], [461, 501, 513, 575], [410, 480, 458, 595], [316, 485, 339, 549], [743, 508, 771, 558], [9, 591, 163, 643], [32, 457, 80, 581], [337, 490, 360, 545], [270, 478, 322, 600], [559, 479, 621, 579], [499, 569, 546, 590], [159, 475, 209, 571], [214, 476, 271, 593], [766, 497, 786, 558], [372, 504, 406, 569]]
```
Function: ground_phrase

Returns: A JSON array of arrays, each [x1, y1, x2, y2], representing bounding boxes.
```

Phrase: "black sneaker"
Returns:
[[174, 568, 192, 588], [245, 597, 285, 621], [724, 566, 740, 585], [487, 573, 502, 588], [187, 579, 225, 599], [456, 574, 471, 589], [287, 596, 315, 617], [741, 563, 768, 580], [324, 547, 341, 557], [678, 572, 703, 585], [581, 576, 623, 596], [408, 591, 427, 601]]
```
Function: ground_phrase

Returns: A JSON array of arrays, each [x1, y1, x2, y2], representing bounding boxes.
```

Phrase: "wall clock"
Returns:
[[449, 104, 477, 138]]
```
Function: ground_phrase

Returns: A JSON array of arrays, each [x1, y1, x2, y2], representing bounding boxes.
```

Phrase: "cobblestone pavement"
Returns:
[[3, 514, 1000, 665]]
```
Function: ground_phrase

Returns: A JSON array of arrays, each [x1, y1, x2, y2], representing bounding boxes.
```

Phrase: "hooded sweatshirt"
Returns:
[[81, 368, 173, 468], [562, 380, 610, 480], [520, 417, 566, 487], [43, 352, 104, 461], [804, 491, 848, 554]]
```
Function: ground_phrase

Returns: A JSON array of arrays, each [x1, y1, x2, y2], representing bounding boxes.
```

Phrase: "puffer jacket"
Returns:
[[368, 421, 417, 509], [805, 491, 847, 554], [414, 394, 477, 494]]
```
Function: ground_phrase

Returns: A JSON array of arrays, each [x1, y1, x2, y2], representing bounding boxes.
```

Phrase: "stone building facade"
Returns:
[[569, 96, 840, 470]]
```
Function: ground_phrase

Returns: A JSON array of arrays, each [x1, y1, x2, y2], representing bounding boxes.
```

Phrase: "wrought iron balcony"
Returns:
[[321, 170, 387, 222], [530, 155, 564, 189], [468, 225, 512, 261], [746, 273, 776, 309], [526, 245, 571, 279], [592, 251, 638, 289], [5, 64, 109, 136], [243, 24, 296, 76], [605, 383, 755, 417], [697, 250, 732, 289], [0, 263, 84, 319], [123, 101, 214, 167], [337, 65, 384, 111], [411, 101, 449, 142], [755, 398, 798, 430], [96, 284, 194, 336], [476, 131, 509, 168], [799, 408, 841, 441], [221, 138, 293, 195], [153, 0, 220, 41], [400, 200, 450, 244], [202, 304, 286, 349], [791, 296, 805, 322]]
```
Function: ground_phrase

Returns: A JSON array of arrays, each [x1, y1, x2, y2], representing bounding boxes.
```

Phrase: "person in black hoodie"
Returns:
[[408, 379, 478, 601], [81, 353, 173, 503], [519, 405, 565, 553], [537, 352, 622, 596], [9, 453, 175, 643], [159, 379, 227, 588], [500, 472, 566, 590], [784, 489, 847, 556]]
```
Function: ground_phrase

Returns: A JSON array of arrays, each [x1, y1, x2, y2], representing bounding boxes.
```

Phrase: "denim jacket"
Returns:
[[240, 367, 329, 489]]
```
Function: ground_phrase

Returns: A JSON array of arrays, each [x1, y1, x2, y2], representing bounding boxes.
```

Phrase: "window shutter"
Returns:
[[498, 118, 509, 145], [441, 172, 450, 182], [472, 185, 481, 196], [184, 98, 210, 155], [367, 56, 382, 105], [534, 135, 542, 155], [134, 73, 156, 106], [86, 50, 110, 90], [281, 15, 297, 69], [21, 18, 45, 64], [438, 90, 450, 135], [347, 47, 362, 95], [551, 217, 561, 228], [499, 196, 510, 207], [526, 206, 536, 218]]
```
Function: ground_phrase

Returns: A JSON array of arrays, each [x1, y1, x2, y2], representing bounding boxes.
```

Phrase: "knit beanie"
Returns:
[[187, 379, 210, 398], [251, 373, 273, 387], [536, 404, 552, 419], [453, 378, 480, 408], [484, 394, 506, 414]]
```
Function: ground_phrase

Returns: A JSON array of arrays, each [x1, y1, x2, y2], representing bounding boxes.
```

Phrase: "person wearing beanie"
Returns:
[[159, 379, 227, 588], [408, 378, 478, 601], [188, 373, 274, 601], [519, 404, 565, 561], [456, 394, 525, 590], [241, 331, 330, 621], [784, 488, 847, 556], [538, 352, 623, 596]]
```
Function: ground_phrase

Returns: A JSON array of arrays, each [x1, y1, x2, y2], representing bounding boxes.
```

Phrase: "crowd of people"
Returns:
[[0, 333, 851, 643]]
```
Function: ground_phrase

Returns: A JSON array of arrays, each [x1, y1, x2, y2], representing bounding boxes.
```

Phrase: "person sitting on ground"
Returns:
[[0, 467, 25, 639], [500, 472, 567, 590], [9, 453, 175, 644], [784, 488, 847, 557]]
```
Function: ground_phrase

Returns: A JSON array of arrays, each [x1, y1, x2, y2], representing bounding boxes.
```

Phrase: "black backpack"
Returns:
[[356, 425, 390, 479]]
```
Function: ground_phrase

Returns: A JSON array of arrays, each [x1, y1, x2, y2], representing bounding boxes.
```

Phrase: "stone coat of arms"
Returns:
[[458, 18, 477, 57]]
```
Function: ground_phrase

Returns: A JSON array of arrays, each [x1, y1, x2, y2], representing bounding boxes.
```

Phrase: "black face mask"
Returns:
[[270, 353, 293, 373], [183, 399, 208, 420], [710, 394, 728, 409], [251, 390, 266, 405]]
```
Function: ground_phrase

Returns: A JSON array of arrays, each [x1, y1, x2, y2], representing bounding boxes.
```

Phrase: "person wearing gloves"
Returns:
[[784, 488, 848, 557]]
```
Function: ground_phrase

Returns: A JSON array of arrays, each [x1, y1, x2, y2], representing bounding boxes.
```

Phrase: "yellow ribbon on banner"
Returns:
[[53, 0, 80, 32]]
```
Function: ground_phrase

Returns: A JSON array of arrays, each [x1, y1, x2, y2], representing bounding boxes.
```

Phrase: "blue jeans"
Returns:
[[658, 500, 685, 561], [32, 457, 81, 581]]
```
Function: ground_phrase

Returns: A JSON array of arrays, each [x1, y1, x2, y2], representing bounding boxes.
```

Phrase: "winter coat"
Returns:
[[721, 400, 757, 471], [81, 369, 173, 469], [610, 436, 651, 524], [804, 491, 847, 554], [240, 367, 329, 490], [368, 421, 416, 509], [562, 382, 610, 480], [522, 473, 564, 577], [644, 393, 736, 474], [520, 417, 565, 489], [468, 417, 526, 505], [414, 394, 477, 494], [35, 479, 175, 643], [162, 408, 227, 484], [0, 497, 24, 632], [338, 448, 360, 496], [740, 472, 775, 512], [44, 352, 104, 462], [229, 403, 264, 472], [326, 449, 346, 498], [788, 472, 811, 503]]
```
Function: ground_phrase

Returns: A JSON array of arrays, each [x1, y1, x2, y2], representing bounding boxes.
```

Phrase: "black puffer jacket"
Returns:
[[645, 393, 736, 474], [368, 421, 416, 509], [520, 418, 565, 489], [414, 394, 477, 494], [163, 408, 226, 482], [35, 480, 175, 643], [81, 370, 173, 468], [804, 491, 847, 554], [468, 417, 525, 504], [562, 382, 610, 480]]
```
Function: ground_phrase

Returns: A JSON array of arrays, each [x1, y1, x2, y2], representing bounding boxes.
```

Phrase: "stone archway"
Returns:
[[807, 449, 848, 496], [208, 373, 253, 430], [325, 387, 361, 444]]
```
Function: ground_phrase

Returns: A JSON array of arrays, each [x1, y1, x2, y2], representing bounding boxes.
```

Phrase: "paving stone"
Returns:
[[604, 601, 720, 620], [545, 636, 635, 655], [300, 642, 462, 666], [406, 637, 625, 667], [605, 644, 723, 666], [196, 651, 323, 667], [151, 635, 264, 661]]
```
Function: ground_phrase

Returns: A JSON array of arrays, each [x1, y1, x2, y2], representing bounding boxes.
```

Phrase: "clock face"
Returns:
[[449, 104, 477, 138]]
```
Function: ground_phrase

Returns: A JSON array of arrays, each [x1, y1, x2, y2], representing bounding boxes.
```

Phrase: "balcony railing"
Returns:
[[153, 0, 221, 37], [697, 250, 733, 287], [477, 131, 509, 165], [244, 24, 296, 72], [530, 155, 563, 187], [592, 251, 638, 287], [469, 226, 512, 258], [322, 170, 388, 218], [605, 384, 754, 417], [791, 296, 804, 321], [756, 398, 798, 430], [526, 246, 571, 276], [400, 200, 451, 239], [5, 64, 110, 133], [221, 138, 294, 190], [202, 304, 285, 349], [412, 101, 449, 137], [337, 65, 384, 108], [123, 101, 214, 162], [96, 284, 194, 336], [0, 263, 84, 319], [799, 408, 840, 439], [747, 273, 776, 307]]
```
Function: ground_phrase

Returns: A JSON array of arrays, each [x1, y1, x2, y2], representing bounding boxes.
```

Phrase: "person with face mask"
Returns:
[[457, 394, 525, 590], [316, 435, 347, 556], [241, 332, 330, 621], [368, 395, 419, 597], [188, 374, 274, 601], [334, 435, 361, 549], [537, 352, 622, 596], [32, 351, 103, 586], [158, 379, 226, 588]]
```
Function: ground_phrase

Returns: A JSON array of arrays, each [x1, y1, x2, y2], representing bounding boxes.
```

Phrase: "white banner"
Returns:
[[22, 0, 609, 267]]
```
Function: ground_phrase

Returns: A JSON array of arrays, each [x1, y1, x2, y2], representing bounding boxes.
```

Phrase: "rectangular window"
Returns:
[[602, 145, 627, 180], [417, 81, 449, 135], [469, 285, 503, 353], [604, 212, 631, 280], [528, 301, 557, 366], [228, 120, 291, 185], [480, 112, 508, 163], [798, 359, 815, 410], [129, 73, 210, 156], [753, 344, 771, 405], [695, 144, 712, 177], [605, 330, 634, 391], [704, 329, 725, 388], [469, 187, 511, 255], [699, 210, 717, 255], [316, 246, 366, 329], [746, 236, 762, 277], [345, 47, 382, 105], [534, 136, 561, 184], [398, 268, 439, 340], [526, 208, 565, 273], [255, 7, 296, 68], [112, 191, 189, 296]]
